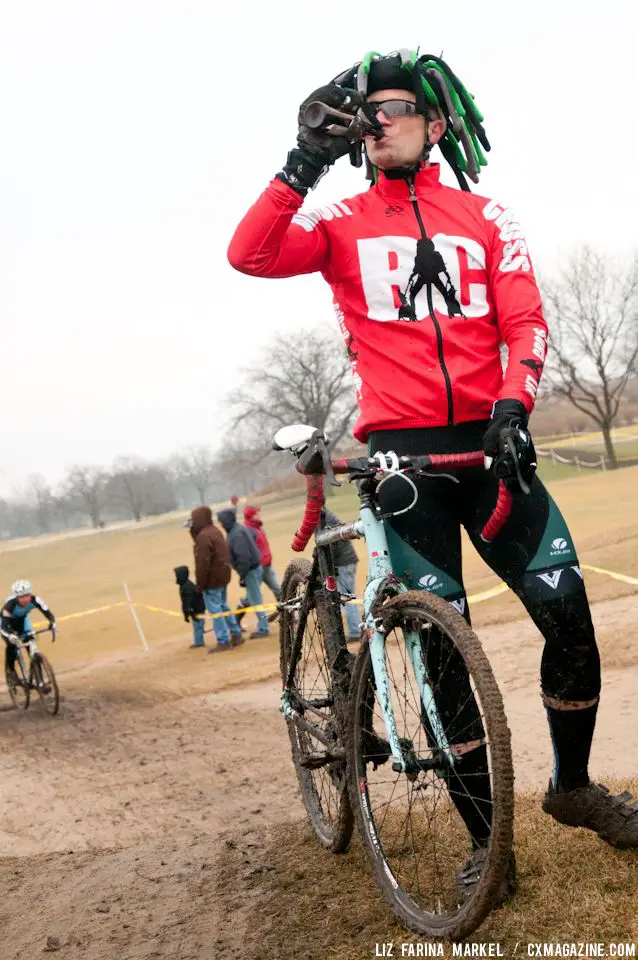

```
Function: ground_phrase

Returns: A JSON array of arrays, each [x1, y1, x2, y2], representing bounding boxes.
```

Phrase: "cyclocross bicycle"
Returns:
[[273, 424, 515, 940], [3, 625, 60, 715]]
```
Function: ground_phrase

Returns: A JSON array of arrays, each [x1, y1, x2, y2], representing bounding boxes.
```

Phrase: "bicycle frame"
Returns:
[[4, 627, 51, 679], [282, 496, 455, 774]]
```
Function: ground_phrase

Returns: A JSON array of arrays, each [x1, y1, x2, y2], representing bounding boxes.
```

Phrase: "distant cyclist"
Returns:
[[228, 47, 638, 900], [2, 580, 56, 682]]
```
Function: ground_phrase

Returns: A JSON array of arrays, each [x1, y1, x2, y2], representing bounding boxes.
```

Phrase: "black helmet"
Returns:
[[332, 48, 490, 190]]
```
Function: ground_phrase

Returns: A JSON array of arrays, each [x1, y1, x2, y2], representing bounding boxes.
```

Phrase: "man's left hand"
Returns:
[[483, 399, 537, 493]]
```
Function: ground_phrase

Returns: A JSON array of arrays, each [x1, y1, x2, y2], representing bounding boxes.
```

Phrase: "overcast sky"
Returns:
[[1, 1, 635, 495]]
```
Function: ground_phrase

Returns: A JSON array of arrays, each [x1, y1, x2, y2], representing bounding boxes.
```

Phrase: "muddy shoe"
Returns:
[[230, 634, 245, 648], [542, 780, 638, 849], [456, 847, 517, 907]]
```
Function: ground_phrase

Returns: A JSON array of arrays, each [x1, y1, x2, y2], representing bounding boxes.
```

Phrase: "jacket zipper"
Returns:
[[407, 177, 454, 426]]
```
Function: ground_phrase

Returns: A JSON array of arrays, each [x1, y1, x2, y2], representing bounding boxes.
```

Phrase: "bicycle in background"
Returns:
[[3, 625, 60, 715]]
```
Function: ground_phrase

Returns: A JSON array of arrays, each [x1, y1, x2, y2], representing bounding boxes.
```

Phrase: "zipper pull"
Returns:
[[407, 177, 417, 202]]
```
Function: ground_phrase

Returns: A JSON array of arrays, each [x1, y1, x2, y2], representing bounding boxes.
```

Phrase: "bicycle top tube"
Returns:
[[290, 447, 512, 553]]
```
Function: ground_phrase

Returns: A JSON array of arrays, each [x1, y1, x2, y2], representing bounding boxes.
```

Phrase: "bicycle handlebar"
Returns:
[[0, 625, 55, 644], [291, 451, 513, 552]]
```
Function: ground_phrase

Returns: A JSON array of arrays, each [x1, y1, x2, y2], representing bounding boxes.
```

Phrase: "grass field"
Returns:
[[222, 791, 638, 959], [537, 425, 638, 448], [0, 464, 636, 675]]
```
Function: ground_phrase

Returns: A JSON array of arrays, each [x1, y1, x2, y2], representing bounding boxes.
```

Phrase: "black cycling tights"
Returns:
[[4, 638, 18, 672], [369, 423, 601, 841]]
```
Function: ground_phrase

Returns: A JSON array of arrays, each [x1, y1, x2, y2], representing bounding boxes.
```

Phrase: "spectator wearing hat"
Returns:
[[243, 505, 281, 601], [183, 506, 243, 652], [324, 507, 361, 642], [217, 508, 270, 638]]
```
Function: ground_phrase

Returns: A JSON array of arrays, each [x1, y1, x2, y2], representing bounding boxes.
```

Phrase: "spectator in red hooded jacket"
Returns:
[[243, 505, 281, 601]]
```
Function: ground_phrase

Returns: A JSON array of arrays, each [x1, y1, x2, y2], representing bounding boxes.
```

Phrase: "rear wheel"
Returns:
[[6, 655, 30, 710], [29, 654, 59, 715], [279, 558, 353, 852], [347, 591, 514, 939]]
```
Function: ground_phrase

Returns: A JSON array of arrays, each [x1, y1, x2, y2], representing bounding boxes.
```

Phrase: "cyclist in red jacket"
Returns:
[[228, 49, 638, 895], [243, 505, 281, 600]]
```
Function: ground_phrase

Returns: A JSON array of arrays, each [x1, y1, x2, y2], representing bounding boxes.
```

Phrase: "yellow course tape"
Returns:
[[29, 563, 636, 629], [581, 564, 638, 586], [139, 602, 278, 620], [466, 583, 510, 603]]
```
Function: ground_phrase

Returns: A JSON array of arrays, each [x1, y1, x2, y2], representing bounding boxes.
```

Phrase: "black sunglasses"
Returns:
[[366, 99, 420, 119]]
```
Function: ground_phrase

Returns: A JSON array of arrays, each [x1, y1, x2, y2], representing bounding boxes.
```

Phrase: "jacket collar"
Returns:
[[374, 163, 442, 199]]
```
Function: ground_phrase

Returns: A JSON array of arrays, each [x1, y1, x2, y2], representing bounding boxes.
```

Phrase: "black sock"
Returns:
[[446, 744, 493, 847], [545, 701, 598, 792]]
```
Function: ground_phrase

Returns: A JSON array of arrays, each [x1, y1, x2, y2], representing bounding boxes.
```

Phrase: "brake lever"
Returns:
[[503, 433, 531, 496], [319, 441, 340, 487]]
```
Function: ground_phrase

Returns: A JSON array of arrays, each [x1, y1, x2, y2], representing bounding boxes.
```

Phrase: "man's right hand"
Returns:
[[276, 84, 361, 195], [184, 614, 190, 623]]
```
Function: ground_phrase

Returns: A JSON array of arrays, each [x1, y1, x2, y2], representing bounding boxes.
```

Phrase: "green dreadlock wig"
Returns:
[[331, 48, 490, 191]]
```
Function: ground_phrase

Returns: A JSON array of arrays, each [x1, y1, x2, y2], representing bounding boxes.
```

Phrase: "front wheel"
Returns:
[[347, 591, 514, 940], [6, 656, 30, 710], [279, 558, 353, 853], [29, 654, 60, 715]]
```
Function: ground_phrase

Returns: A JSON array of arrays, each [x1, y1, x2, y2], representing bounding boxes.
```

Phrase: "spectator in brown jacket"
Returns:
[[184, 505, 243, 652]]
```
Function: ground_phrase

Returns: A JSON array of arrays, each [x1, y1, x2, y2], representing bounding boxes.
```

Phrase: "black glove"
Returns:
[[184, 613, 191, 623], [483, 399, 537, 494], [276, 84, 362, 196], [239, 578, 246, 589]]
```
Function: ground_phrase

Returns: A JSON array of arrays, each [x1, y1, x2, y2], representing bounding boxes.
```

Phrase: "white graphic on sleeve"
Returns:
[[482, 199, 531, 273], [532, 326, 548, 363], [292, 201, 352, 232], [451, 598, 466, 615], [358, 234, 489, 322], [523, 326, 548, 400], [524, 375, 539, 400]]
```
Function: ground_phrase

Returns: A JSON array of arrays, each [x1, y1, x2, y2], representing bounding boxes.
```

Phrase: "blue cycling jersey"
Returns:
[[1, 594, 54, 636]]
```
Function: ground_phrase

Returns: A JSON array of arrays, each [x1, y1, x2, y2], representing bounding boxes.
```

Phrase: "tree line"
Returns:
[[2, 246, 636, 540]]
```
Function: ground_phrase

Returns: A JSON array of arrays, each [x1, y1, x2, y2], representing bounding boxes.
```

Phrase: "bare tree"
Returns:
[[27, 475, 55, 533], [51, 492, 81, 530], [64, 465, 108, 528], [107, 458, 149, 522], [171, 446, 217, 505], [228, 327, 358, 455], [107, 458, 178, 520], [542, 247, 638, 468]]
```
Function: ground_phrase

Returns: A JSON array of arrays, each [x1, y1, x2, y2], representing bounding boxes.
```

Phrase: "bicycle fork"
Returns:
[[360, 505, 455, 774]]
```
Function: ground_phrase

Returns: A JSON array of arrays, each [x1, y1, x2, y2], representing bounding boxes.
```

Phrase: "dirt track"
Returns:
[[1, 593, 637, 959]]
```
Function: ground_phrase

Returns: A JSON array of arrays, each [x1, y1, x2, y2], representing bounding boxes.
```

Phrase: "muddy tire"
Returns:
[[347, 591, 514, 939], [29, 654, 59, 715], [279, 558, 353, 853], [6, 658, 30, 710]]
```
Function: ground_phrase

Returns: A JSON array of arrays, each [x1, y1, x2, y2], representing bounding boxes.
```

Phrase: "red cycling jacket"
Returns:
[[228, 164, 548, 442]]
